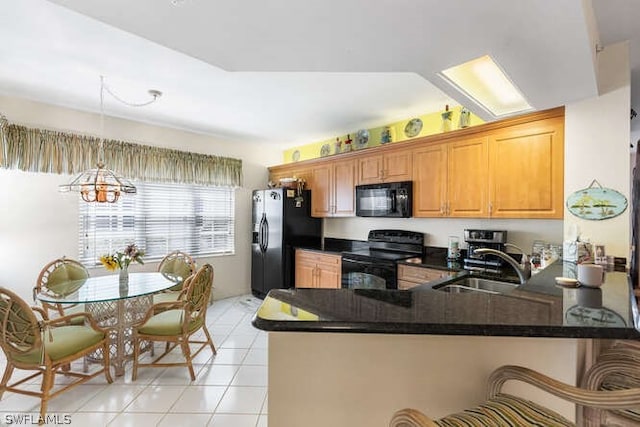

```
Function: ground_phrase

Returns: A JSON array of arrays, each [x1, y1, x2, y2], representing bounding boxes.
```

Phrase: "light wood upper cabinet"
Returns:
[[413, 137, 488, 218], [448, 136, 489, 218], [270, 107, 564, 220], [413, 143, 448, 217], [357, 149, 412, 185], [488, 117, 564, 219], [310, 158, 355, 217], [295, 249, 341, 289]]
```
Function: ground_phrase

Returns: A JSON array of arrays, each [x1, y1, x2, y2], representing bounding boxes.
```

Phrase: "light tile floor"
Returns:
[[0, 295, 268, 427]]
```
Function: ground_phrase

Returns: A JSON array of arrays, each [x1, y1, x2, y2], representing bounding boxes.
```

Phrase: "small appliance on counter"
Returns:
[[463, 229, 508, 274]]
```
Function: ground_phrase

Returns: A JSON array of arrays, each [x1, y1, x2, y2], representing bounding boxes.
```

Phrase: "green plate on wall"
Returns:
[[566, 185, 627, 220]]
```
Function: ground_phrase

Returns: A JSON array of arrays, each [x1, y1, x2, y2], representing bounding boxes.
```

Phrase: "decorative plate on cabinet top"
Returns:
[[291, 150, 300, 162], [404, 118, 423, 137], [355, 129, 369, 149], [320, 144, 331, 157]]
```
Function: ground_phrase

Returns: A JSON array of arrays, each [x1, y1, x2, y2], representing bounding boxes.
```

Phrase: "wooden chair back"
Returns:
[[0, 287, 41, 362], [34, 257, 88, 317], [182, 263, 213, 331], [158, 251, 197, 291]]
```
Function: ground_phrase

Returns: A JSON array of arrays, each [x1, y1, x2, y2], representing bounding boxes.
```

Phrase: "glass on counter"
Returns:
[[447, 236, 460, 260]]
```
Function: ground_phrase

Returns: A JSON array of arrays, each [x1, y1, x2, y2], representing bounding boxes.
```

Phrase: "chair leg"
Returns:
[[39, 368, 55, 423], [180, 340, 195, 381], [132, 335, 140, 381], [102, 342, 113, 384], [0, 363, 14, 399], [202, 325, 217, 355]]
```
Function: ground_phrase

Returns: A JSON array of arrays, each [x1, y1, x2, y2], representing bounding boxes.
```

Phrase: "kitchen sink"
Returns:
[[432, 277, 519, 294]]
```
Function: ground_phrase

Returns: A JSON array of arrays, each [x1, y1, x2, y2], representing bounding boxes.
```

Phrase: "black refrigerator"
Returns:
[[251, 189, 322, 298]]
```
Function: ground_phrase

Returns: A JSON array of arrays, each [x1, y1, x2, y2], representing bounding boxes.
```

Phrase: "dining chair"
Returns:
[[132, 263, 216, 381], [33, 257, 89, 326], [389, 345, 640, 427], [154, 250, 197, 304], [0, 287, 113, 422]]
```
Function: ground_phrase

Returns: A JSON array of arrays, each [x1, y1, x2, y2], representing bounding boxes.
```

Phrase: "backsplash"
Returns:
[[323, 217, 563, 257]]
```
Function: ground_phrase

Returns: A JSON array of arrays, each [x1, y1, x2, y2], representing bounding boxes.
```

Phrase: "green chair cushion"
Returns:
[[137, 309, 204, 336], [160, 258, 192, 291], [153, 292, 181, 305], [435, 394, 574, 427], [62, 304, 86, 326], [12, 325, 105, 365], [47, 263, 88, 287]]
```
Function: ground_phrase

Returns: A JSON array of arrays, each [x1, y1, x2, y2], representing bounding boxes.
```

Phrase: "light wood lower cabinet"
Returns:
[[397, 264, 452, 290], [295, 249, 342, 289]]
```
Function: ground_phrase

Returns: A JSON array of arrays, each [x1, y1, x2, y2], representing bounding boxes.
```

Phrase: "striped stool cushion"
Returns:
[[435, 394, 574, 427], [599, 380, 640, 422]]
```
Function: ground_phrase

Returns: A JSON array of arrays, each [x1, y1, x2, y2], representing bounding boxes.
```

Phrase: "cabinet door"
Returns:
[[295, 250, 318, 288], [333, 159, 356, 217], [488, 117, 564, 218], [383, 149, 412, 182], [448, 136, 489, 217], [317, 259, 341, 289], [413, 143, 448, 217], [357, 154, 384, 185], [310, 164, 332, 217]]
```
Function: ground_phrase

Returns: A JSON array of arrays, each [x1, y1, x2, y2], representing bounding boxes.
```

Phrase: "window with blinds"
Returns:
[[79, 182, 235, 265]]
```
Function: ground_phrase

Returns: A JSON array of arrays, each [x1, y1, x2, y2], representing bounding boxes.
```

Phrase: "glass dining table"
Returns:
[[36, 271, 182, 376]]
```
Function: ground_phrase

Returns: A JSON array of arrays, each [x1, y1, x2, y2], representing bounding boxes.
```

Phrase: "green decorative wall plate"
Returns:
[[566, 180, 628, 220]]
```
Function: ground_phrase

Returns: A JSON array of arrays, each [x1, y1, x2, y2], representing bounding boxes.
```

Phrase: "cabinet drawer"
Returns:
[[398, 279, 423, 290], [296, 250, 341, 266], [397, 264, 450, 284]]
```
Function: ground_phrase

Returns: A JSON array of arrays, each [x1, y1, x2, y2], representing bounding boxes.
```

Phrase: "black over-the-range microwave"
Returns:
[[355, 181, 413, 218]]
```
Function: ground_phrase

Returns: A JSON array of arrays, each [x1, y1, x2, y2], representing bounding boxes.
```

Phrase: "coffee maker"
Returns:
[[463, 229, 508, 273]]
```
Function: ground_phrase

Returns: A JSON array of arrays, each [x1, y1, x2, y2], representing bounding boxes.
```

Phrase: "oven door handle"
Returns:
[[342, 258, 375, 266], [342, 258, 395, 268], [390, 189, 397, 213]]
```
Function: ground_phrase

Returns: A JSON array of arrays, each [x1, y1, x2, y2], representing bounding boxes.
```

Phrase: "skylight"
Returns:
[[439, 55, 532, 117]]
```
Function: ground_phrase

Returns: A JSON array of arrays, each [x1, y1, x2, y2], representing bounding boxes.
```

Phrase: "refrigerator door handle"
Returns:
[[259, 214, 267, 252], [263, 217, 269, 251]]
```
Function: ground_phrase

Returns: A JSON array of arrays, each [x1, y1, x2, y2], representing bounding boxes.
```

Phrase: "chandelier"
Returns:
[[59, 76, 161, 203]]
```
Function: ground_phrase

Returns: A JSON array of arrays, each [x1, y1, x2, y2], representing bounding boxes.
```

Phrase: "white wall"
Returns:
[[565, 41, 631, 259], [325, 217, 563, 253], [0, 95, 279, 302]]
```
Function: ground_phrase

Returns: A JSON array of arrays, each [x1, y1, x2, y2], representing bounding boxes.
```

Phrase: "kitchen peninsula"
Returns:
[[253, 262, 640, 427]]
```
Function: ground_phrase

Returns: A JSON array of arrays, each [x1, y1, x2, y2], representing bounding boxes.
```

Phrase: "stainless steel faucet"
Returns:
[[474, 247, 531, 285], [504, 243, 530, 269]]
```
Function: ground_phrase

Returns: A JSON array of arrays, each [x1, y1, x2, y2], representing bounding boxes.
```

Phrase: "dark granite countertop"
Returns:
[[252, 260, 640, 339]]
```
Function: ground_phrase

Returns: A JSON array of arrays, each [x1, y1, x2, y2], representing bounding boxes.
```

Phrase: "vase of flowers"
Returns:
[[100, 244, 145, 289]]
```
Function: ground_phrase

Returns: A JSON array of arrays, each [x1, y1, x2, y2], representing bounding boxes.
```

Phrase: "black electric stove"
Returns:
[[341, 230, 424, 289]]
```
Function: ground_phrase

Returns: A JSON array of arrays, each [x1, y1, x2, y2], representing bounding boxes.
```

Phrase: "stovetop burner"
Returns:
[[341, 229, 424, 262], [342, 248, 421, 262], [341, 230, 425, 290]]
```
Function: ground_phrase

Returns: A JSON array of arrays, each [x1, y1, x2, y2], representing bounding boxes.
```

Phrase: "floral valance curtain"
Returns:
[[0, 114, 242, 187]]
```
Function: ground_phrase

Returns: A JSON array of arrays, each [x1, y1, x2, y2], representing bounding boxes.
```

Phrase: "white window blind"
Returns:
[[79, 182, 235, 265]]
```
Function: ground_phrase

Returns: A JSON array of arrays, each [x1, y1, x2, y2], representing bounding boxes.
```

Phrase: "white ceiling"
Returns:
[[0, 0, 636, 150]]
